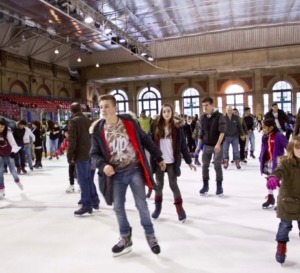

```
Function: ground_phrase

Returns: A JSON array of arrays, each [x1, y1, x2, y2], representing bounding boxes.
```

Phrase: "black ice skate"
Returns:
[[216, 181, 223, 197], [199, 182, 209, 196], [112, 227, 133, 257], [262, 194, 275, 209], [146, 233, 160, 254]]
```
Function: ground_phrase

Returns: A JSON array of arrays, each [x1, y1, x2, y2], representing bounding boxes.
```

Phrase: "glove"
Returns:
[[266, 176, 280, 190], [10, 152, 15, 158]]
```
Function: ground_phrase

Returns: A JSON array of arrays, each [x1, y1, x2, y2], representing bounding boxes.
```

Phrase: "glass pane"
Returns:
[[183, 98, 190, 107], [297, 93, 300, 112], [282, 91, 291, 101], [150, 100, 156, 109], [115, 94, 124, 102], [225, 84, 244, 94], [226, 95, 234, 104], [273, 92, 281, 101], [183, 88, 199, 97], [236, 105, 244, 116], [192, 98, 199, 107], [235, 94, 243, 104], [118, 103, 124, 111], [273, 81, 292, 90]]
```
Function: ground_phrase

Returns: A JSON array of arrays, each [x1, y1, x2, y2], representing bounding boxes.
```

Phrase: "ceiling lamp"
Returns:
[[141, 52, 147, 57], [95, 63, 99, 68], [147, 56, 154, 62], [104, 28, 112, 35], [54, 48, 59, 54], [77, 57, 82, 62], [84, 16, 93, 24], [119, 38, 126, 44]]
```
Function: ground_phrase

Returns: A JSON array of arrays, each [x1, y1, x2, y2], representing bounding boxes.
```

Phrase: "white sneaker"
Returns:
[[16, 182, 24, 191], [0, 189, 5, 200], [66, 185, 75, 193]]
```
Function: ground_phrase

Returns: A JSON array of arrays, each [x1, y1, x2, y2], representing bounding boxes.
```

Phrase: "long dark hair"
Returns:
[[155, 103, 175, 139], [0, 119, 8, 138]]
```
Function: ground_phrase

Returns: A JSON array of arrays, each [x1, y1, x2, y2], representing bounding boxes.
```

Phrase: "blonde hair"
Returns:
[[280, 136, 300, 165]]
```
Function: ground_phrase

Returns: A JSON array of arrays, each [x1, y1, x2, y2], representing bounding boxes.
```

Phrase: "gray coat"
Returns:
[[270, 158, 300, 221]]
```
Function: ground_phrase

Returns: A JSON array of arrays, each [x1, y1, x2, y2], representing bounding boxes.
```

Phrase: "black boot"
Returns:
[[112, 227, 133, 256], [250, 151, 256, 159], [199, 181, 209, 195], [194, 156, 201, 166], [262, 194, 275, 208], [152, 196, 162, 219], [216, 181, 223, 196]]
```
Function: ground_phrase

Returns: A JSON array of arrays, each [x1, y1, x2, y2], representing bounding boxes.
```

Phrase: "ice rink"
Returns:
[[1, 132, 299, 273]]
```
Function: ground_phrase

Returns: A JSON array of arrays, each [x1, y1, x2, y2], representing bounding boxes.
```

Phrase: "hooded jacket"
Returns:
[[90, 114, 164, 195], [270, 158, 300, 221], [150, 116, 192, 177], [259, 131, 288, 174]]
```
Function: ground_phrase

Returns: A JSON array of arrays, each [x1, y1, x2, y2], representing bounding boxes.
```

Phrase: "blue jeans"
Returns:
[[245, 131, 255, 152], [0, 156, 20, 189], [112, 166, 154, 236], [223, 136, 240, 160], [276, 220, 300, 242], [75, 160, 99, 209], [49, 139, 58, 156], [23, 144, 33, 168]]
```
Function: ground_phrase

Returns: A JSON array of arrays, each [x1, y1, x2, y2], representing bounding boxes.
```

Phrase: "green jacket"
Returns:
[[270, 158, 300, 221]]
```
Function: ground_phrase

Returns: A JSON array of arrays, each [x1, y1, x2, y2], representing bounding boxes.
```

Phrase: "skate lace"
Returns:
[[147, 235, 158, 248], [116, 237, 129, 247], [277, 243, 286, 256]]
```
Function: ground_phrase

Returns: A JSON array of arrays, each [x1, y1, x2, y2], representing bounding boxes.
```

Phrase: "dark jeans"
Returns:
[[239, 138, 246, 160], [42, 140, 47, 157], [202, 145, 223, 182], [34, 148, 43, 163], [276, 220, 300, 242], [14, 147, 25, 168], [155, 163, 181, 199], [69, 164, 75, 185], [75, 160, 99, 209]]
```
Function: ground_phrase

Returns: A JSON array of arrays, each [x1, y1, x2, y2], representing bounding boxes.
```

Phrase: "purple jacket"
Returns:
[[259, 131, 288, 174]]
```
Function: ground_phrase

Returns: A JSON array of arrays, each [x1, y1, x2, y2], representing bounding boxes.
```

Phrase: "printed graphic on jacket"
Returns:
[[104, 119, 138, 170]]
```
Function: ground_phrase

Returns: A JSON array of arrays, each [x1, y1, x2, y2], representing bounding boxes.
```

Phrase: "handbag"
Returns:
[[0, 137, 12, 157]]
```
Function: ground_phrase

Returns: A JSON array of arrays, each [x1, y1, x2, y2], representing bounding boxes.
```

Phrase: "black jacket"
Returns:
[[224, 114, 243, 137], [264, 109, 289, 132], [199, 110, 226, 146]]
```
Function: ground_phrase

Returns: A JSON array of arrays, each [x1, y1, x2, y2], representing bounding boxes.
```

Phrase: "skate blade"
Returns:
[[113, 247, 132, 257], [200, 192, 208, 196], [262, 205, 275, 209], [216, 194, 224, 197], [180, 218, 186, 223]]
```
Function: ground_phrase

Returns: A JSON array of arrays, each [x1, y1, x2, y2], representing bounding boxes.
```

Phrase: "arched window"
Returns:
[[182, 88, 200, 116], [109, 89, 129, 114], [225, 84, 244, 114], [138, 87, 161, 118], [272, 81, 292, 113]]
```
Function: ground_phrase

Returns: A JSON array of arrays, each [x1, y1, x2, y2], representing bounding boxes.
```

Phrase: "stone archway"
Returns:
[[9, 80, 28, 94]]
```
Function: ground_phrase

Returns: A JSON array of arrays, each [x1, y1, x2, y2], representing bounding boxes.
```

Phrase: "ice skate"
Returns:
[[146, 233, 160, 254], [216, 181, 223, 197], [65, 185, 75, 193], [275, 242, 287, 264], [262, 194, 275, 209], [112, 227, 133, 257], [199, 183, 209, 196]]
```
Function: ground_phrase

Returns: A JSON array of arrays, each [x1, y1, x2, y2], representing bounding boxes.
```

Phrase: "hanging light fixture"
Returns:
[[95, 63, 99, 68], [54, 48, 59, 54], [77, 57, 82, 62]]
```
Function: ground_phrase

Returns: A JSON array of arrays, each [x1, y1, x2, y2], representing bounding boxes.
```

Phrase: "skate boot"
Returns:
[[17, 167, 21, 175], [262, 194, 275, 209], [275, 242, 287, 264], [194, 157, 201, 166], [15, 179, 23, 190], [216, 181, 224, 196], [0, 189, 5, 200], [174, 197, 186, 222], [112, 227, 133, 257], [199, 181, 209, 196], [74, 207, 93, 216], [152, 195, 162, 219], [235, 160, 241, 169], [223, 159, 229, 169], [66, 185, 75, 193], [250, 151, 256, 159], [21, 167, 27, 174], [146, 233, 160, 254], [244, 151, 248, 159]]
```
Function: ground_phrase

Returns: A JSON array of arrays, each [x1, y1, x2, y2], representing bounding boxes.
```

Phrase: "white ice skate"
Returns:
[[66, 185, 75, 193]]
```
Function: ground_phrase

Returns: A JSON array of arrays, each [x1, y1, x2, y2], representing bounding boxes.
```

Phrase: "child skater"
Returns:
[[259, 118, 288, 209], [0, 119, 22, 199], [52, 127, 77, 193], [266, 136, 300, 264], [150, 103, 196, 222]]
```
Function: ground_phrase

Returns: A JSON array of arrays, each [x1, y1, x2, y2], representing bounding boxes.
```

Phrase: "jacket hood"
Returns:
[[89, 111, 138, 134]]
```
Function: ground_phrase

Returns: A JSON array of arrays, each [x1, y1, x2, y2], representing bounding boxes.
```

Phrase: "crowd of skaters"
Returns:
[[1, 95, 300, 263]]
